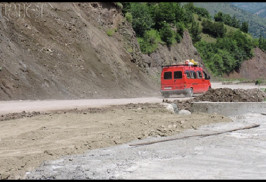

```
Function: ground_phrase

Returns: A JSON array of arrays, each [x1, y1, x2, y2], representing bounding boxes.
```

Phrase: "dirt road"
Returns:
[[0, 97, 188, 115], [0, 82, 265, 179], [0, 82, 264, 115]]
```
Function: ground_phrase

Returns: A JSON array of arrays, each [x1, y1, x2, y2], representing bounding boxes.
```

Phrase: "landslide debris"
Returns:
[[0, 2, 159, 100], [170, 88, 266, 112], [194, 88, 266, 102]]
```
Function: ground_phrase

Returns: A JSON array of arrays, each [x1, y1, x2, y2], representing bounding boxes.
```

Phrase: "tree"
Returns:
[[183, 2, 194, 12], [175, 22, 185, 37], [182, 8, 193, 25], [216, 22, 227, 38], [258, 33, 266, 51], [159, 22, 175, 47], [202, 20, 226, 38], [121, 2, 130, 14], [240, 21, 249, 33], [214, 12, 224, 22], [152, 2, 176, 30], [173, 3, 185, 23], [175, 22, 184, 43], [232, 15, 240, 28], [195, 7, 210, 19], [130, 3, 154, 37], [190, 21, 201, 43]]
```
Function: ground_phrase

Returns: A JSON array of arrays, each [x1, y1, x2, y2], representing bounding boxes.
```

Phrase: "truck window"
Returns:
[[164, 72, 172, 80], [190, 71, 197, 79], [174, 71, 182, 79], [203, 71, 210, 80], [197, 71, 202, 78], [185, 71, 191, 79], [203, 71, 207, 79]]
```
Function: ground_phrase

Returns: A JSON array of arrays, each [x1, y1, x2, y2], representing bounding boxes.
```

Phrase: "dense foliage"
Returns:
[[202, 20, 227, 38], [183, 2, 211, 19], [195, 30, 254, 76], [119, 2, 266, 77], [214, 12, 241, 28], [189, 19, 201, 43], [121, 2, 196, 53]]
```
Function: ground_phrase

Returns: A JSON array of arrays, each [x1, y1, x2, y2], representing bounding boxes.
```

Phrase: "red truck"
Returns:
[[161, 64, 211, 98]]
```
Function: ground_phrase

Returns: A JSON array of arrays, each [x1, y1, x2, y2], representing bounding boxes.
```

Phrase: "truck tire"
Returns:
[[186, 88, 193, 97]]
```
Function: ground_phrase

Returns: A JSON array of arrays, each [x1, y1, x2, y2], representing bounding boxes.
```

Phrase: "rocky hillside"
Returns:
[[226, 47, 266, 80], [0, 2, 203, 100], [0, 2, 152, 100]]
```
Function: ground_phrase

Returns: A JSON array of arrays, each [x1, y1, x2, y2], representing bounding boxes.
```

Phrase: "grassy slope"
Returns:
[[193, 14, 252, 44]]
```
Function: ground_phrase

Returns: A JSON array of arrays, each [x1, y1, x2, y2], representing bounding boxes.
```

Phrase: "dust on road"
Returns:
[[0, 103, 231, 179]]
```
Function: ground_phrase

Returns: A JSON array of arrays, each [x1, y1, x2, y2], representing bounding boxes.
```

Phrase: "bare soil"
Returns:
[[169, 88, 266, 111], [0, 103, 231, 179], [0, 87, 265, 179], [194, 88, 266, 102], [0, 2, 160, 100]]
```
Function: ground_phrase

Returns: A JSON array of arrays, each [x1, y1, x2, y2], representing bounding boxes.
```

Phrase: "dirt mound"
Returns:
[[194, 88, 266, 102], [170, 88, 266, 112]]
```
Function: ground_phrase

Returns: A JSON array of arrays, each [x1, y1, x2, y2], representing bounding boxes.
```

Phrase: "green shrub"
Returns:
[[175, 33, 182, 43], [189, 20, 201, 43], [126, 47, 133, 53], [175, 22, 185, 37], [125, 12, 133, 23], [106, 29, 115, 36], [256, 79, 262, 85], [159, 23, 175, 47], [114, 2, 123, 9], [202, 20, 227, 38], [137, 29, 162, 54]]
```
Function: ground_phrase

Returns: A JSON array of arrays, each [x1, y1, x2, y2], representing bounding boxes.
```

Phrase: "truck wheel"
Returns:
[[163, 93, 170, 98], [186, 88, 193, 97]]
